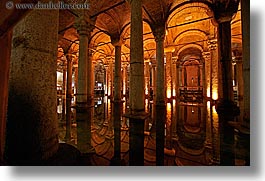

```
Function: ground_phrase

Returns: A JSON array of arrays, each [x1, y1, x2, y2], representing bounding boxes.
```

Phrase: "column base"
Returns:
[[124, 111, 149, 166], [124, 111, 149, 120], [112, 99, 125, 104]]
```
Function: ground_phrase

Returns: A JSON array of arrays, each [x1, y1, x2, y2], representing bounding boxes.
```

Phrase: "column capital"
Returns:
[[65, 53, 76, 60], [172, 59, 178, 64], [202, 51, 211, 59], [111, 35, 124, 47], [212, 0, 240, 23], [74, 16, 95, 36], [153, 26, 165, 42], [208, 38, 217, 50], [122, 62, 128, 67]]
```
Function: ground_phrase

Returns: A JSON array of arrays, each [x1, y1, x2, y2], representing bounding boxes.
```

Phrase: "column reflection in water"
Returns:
[[110, 102, 123, 165], [129, 117, 145, 166], [165, 102, 172, 149], [164, 101, 176, 164], [57, 95, 228, 165], [175, 103, 208, 166], [155, 105, 166, 166], [212, 104, 220, 164], [172, 100, 177, 140], [77, 106, 94, 158]]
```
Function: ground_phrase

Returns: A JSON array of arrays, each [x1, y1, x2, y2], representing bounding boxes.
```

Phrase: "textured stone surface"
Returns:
[[5, 9, 59, 164], [241, 0, 250, 126], [154, 27, 165, 105], [144, 62, 150, 96], [0, 31, 12, 164], [114, 45, 122, 101], [166, 52, 172, 98], [129, 0, 145, 112]]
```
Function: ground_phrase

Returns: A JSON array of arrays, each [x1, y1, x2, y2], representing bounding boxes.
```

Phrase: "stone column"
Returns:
[[165, 52, 172, 99], [153, 27, 166, 106], [172, 61, 177, 98], [144, 62, 150, 97], [74, 14, 94, 154], [0, 30, 12, 164], [208, 39, 218, 100], [199, 64, 205, 99], [217, 20, 236, 166], [65, 54, 73, 140], [110, 102, 123, 165], [217, 21, 235, 104], [129, 0, 145, 113], [75, 16, 90, 108], [92, 61, 96, 98], [215, 8, 240, 165], [74, 67, 78, 104], [109, 60, 114, 98], [111, 36, 123, 102], [105, 65, 109, 96], [153, 26, 166, 166], [126, 0, 148, 166], [5, 9, 59, 164], [151, 64, 156, 101], [62, 59, 67, 122], [236, 60, 244, 124], [122, 63, 128, 97], [202, 52, 211, 99], [241, 0, 250, 128], [87, 50, 94, 107], [176, 63, 180, 102], [178, 64, 183, 99], [179, 65, 183, 87], [155, 105, 166, 166], [105, 65, 108, 95]]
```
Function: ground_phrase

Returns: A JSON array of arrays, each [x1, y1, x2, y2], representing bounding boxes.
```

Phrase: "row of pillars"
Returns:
[[1, 0, 249, 165], [60, 0, 249, 164]]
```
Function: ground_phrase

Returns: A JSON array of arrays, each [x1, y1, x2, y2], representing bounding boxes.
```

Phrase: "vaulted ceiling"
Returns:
[[57, 0, 242, 65]]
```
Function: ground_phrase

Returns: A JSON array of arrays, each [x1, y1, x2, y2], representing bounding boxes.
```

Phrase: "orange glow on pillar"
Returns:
[[145, 85, 149, 95], [212, 86, 218, 100], [212, 91, 218, 100], [166, 102, 171, 126], [108, 86, 111, 96], [207, 87, 210, 98], [172, 89, 176, 97], [166, 88, 171, 99], [207, 101, 211, 110]]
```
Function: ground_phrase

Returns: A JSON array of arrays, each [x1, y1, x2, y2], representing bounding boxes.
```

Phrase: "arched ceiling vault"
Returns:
[[58, 0, 242, 65]]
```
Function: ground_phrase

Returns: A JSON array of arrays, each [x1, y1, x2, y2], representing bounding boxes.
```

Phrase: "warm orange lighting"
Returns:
[[166, 102, 171, 126], [212, 91, 218, 100], [207, 101, 211, 110], [108, 85, 111, 96], [145, 99, 149, 112], [212, 105, 218, 124], [166, 88, 171, 99], [123, 80, 126, 95], [212, 105, 216, 113], [165, 29, 168, 36], [207, 87, 210, 98], [172, 89, 176, 97], [145, 85, 149, 95]]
